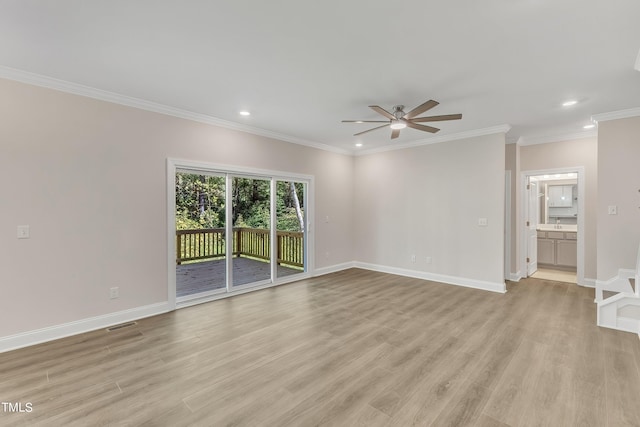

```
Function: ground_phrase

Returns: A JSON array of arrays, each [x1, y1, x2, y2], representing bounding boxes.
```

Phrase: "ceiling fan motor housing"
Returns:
[[393, 105, 405, 119]]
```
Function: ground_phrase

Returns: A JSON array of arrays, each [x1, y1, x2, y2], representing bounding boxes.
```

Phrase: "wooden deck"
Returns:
[[176, 257, 302, 297]]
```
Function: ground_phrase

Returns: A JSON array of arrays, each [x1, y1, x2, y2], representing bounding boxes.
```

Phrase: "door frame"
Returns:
[[166, 158, 314, 310], [526, 178, 539, 276], [504, 170, 511, 281], [519, 166, 585, 285]]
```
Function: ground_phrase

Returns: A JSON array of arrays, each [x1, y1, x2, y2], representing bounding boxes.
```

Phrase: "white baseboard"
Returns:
[[354, 262, 507, 294], [508, 271, 522, 282], [615, 316, 640, 334], [0, 261, 509, 353], [595, 269, 636, 289], [0, 302, 172, 354], [580, 277, 596, 288], [313, 262, 356, 277]]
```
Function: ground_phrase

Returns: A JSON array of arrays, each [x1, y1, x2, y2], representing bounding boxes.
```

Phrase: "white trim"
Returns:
[[167, 158, 315, 306], [615, 317, 640, 334], [354, 262, 507, 294], [0, 65, 349, 155], [313, 262, 356, 277], [581, 278, 596, 288], [509, 271, 523, 282], [0, 302, 171, 354], [166, 160, 178, 311], [355, 125, 512, 156], [592, 107, 640, 123], [517, 131, 597, 146], [169, 158, 315, 183], [595, 269, 636, 289], [519, 167, 586, 286], [504, 170, 512, 281], [176, 272, 312, 310], [635, 48, 640, 72]]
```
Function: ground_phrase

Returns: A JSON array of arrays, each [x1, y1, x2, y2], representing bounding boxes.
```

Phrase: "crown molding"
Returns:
[[517, 130, 597, 146], [592, 107, 640, 123], [354, 124, 512, 156], [0, 65, 351, 156]]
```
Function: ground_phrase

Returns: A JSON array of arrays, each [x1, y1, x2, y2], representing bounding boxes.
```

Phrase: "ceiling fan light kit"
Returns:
[[343, 99, 462, 139], [389, 120, 406, 130]]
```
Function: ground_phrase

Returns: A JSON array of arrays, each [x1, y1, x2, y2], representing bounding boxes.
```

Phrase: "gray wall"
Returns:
[[519, 137, 598, 282], [354, 133, 507, 288], [0, 78, 355, 338], [597, 116, 640, 280]]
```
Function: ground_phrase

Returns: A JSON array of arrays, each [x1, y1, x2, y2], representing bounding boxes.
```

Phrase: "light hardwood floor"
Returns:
[[1, 269, 640, 426], [530, 267, 577, 284]]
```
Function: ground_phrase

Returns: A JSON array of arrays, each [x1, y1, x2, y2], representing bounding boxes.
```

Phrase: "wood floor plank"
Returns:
[[1, 270, 640, 425], [605, 346, 640, 426]]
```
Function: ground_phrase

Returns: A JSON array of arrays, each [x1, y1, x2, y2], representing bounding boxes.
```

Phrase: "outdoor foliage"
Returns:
[[176, 173, 304, 231]]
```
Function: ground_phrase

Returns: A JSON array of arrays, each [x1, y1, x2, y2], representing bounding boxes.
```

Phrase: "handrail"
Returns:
[[176, 227, 303, 268]]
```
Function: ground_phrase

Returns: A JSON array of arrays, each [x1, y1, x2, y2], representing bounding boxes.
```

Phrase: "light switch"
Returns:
[[17, 225, 30, 239], [608, 206, 618, 215], [478, 218, 488, 227]]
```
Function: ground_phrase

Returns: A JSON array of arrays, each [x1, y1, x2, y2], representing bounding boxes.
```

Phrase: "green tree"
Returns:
[[176, 173, 305, 232]]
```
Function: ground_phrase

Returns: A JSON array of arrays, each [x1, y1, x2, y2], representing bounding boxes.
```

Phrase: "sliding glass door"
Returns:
[[175, 171, 227, 298], [172, 163, 309, 303], [231, 176, 272, 288], [276, 180, 305, 280]]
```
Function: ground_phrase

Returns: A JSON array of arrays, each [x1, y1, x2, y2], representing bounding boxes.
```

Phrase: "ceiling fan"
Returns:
[[342, 100, 462, 139]]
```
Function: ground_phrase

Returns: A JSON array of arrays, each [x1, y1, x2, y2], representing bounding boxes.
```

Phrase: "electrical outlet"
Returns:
[[478, 218, 488, 227], [110, 287, 119, 299], [411, 254, 416, 263], [608, 205, 617, 215]]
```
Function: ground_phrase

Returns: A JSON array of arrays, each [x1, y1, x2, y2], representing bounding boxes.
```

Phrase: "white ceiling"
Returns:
[[1, 0, 639, 153]]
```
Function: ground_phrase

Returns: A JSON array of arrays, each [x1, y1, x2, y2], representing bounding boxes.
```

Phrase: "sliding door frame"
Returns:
[[167, 158, 314, 310]]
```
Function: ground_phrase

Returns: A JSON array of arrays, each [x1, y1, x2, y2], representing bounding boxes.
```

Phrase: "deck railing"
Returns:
[[176, 227, 304, 268]]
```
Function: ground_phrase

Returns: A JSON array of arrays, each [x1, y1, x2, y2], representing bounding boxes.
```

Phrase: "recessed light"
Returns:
[[239, 111, 251, 116], [355, 143, 363, 147], [583, 124, 595, 129], [562, 100, 578, 107]]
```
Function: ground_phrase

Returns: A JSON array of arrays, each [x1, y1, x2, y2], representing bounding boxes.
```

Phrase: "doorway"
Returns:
[[168, 159, 312, 308], [521, 167, 585, 285]]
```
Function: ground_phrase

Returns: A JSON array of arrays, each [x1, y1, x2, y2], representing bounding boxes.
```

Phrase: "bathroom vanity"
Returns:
[[536, 225, 577, 269]]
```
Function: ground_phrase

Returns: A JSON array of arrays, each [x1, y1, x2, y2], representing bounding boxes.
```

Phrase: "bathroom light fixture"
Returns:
[[239, 111, 251, 116], [355, 143, 363, 147], [583, 124, 595, 129], [562, 100, 578, 107]]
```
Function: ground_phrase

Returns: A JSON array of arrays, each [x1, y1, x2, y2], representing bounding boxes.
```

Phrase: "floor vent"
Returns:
[[106, 321, 137, 332]]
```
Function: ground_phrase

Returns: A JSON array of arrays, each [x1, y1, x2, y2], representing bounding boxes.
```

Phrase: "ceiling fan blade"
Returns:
[[342, 120, 390, 123], [369, 105, 395, 120], [354, 124, 389, 136], [391, 128, 401, 139], [411, 113, 462, 123], [404, 100, 439, 119], [406, 122, 440, 133]]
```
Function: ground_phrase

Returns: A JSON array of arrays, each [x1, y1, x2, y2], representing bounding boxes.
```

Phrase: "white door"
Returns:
[[526, 179, 538, 276]]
